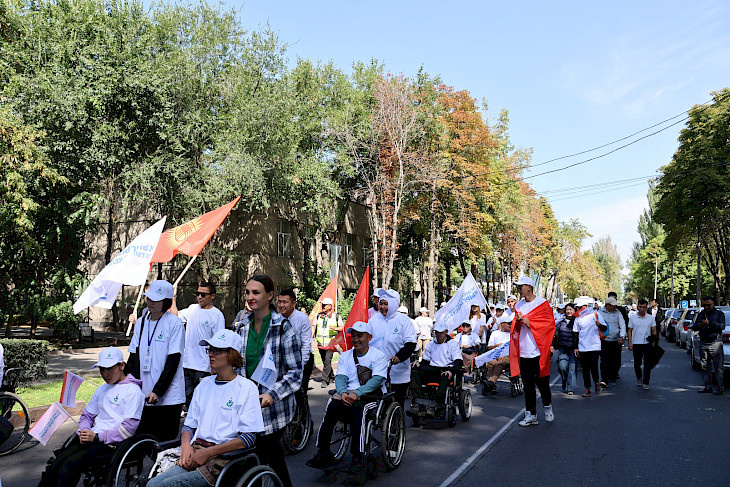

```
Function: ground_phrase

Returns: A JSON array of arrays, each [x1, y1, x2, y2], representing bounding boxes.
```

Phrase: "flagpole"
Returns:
[[173, 254, 198, 288], [125, 285, 145, 336], [57, 402, 79, 426]]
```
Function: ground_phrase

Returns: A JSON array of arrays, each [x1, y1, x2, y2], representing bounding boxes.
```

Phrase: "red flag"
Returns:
[[325, 267, 369, 352], [308, 274, 339, 326], [509, 298, 555, 378], [151, 197, 240, 263]]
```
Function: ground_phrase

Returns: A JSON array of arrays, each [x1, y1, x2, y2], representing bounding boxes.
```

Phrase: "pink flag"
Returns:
[[29, 402, 72, 446], [59, 371, 85, 407]]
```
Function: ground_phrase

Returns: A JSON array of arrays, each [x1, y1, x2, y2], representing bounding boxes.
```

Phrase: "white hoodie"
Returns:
[[368, 289, 417, 384]]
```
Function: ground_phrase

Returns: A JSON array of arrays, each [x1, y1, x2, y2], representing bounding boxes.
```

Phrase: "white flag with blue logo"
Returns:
[[474, 341, 510, 367], [251, 342, 278, 390], [434, 272, 488, 332]]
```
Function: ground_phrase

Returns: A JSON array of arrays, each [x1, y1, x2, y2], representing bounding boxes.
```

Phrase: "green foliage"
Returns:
[[44, 301, 78, 341], [0, 338, 48, 386]]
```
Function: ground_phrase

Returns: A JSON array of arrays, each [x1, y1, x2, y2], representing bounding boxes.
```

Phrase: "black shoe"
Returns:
[[321, 382, 329, 388], [348, 453, 365, 474], [307, 450, 336, 470], [699, 387, 713, 394], [714, 388, 724, 395]]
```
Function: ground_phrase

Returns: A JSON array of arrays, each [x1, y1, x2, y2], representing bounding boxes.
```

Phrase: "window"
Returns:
[[362, 244, 373, 268], [345, 234, 355, 266], [277, 220, 292, 258]]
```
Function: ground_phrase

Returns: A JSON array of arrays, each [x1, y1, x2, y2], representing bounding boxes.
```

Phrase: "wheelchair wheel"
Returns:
[[0, 392, 30, 457], [458, 390, 472, 422], [381, 402, 405, 471], [331, 419, 350, 462], [282, 397, 313, 454], [445, 406, 457, 428], [107, 435, 157, 487], [234, 465, 284, 487]]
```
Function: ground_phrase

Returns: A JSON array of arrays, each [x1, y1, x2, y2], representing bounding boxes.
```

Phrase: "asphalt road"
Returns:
[[2, 340, 727, 487]]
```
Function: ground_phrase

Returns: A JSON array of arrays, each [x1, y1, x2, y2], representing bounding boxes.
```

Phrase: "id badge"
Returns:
[[142, 355, 151, 372]]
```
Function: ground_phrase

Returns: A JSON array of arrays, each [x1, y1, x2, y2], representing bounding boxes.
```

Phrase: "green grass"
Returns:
[[17, 376, 100, 409]]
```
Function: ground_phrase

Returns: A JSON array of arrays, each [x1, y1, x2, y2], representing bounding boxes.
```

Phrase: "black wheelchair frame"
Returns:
[[407, 367, 472, 428], [0, 368, 31, 457]]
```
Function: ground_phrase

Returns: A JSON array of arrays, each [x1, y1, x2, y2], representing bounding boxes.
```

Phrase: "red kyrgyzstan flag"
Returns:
[[509, 298, 555, 378], [308, 274, 339, 328], [325, 267, 369, 352], [151, 197, 240, 263]]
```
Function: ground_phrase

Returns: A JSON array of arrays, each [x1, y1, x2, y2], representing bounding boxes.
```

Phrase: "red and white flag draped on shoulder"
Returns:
[[509, 296, 555, 378]]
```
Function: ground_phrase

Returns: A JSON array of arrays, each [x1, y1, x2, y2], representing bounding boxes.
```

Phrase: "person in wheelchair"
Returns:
[[482, 317, 512, 394], [306, 321, 387, 480], [454, 322, 480, 376], [410, 321, 463, 406], [147, 329, 264, 487], [38, 347, 145, 487]]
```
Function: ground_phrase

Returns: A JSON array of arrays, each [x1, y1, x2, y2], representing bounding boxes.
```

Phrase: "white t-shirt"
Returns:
[[514, 298, 543, 358], [336, 346, 388, 393], [574, 312, 603, 352], [129, 312, 186, 406], [488, 329, 511, 348], [285, 309, 313, 362], [185, 375, 264, 444], [629, 313, 656, 345], [369, 313, 417, 384], [414, 316, 434, 339], [85, 381, 145, 435], [179, 304, 225, 372], [455, 332, 480, 349], [423, 338, 462, 368]]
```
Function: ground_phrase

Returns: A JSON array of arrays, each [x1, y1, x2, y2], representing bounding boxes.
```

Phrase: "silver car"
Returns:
[[689, 308, 730, 384], [676, 308, 699, 349]]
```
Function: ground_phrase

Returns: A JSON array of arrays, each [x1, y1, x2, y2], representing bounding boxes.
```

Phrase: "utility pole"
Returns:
[[697, 225, 702, 303], [654, 255, 658, 300], [670, 258, 675, 308]]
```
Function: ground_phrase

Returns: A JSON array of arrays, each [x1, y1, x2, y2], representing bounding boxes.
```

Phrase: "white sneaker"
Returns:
[[518, 412, 539, 426], [544, 405, 554, 422]]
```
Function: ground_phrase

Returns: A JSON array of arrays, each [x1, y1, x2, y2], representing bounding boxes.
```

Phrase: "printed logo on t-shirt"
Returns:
[[393, 327, 399, 333], [156, 332, 164, 341], [113, 394, 119, 403], [221, 397, 234, 411]]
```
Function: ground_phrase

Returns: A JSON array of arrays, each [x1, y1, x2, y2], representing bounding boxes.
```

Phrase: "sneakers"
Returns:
[[699, 387, 713, 393], [321, 382, 329, 388], [595, 382, 602, 394], [518, 412, 539, 426], [306, 450, 337, 470], [567, 391, 574, 396], [599, 381, 607, 388], [348, 453, 365, 474], [544, 405, 554, 422], [561, 379, 567, 391], [636, 378, 643, 386], [582, 388, 592, 397], [642, 384, 650, 391]]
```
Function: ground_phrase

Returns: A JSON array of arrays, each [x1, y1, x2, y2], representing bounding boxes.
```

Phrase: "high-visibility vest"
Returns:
[[315, 314, 338, 346]]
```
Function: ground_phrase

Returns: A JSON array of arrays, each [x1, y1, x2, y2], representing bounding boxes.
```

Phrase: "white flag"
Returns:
[[59, 371, 86, 407], [73, 217, 166, 314], [251, 342, 278, 390], [28, 402, 73, 446], [434, 272, 488, 332], [474, 341, 510, 368]]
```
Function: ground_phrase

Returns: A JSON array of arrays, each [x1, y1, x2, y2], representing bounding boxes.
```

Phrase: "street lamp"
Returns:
[[648, 251, 658, 300]]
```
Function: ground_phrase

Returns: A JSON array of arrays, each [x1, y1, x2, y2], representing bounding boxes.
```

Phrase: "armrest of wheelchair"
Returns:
[[382, 391, 395, 400], [154, 439, 182, 452], [219, 445, 257, 460]]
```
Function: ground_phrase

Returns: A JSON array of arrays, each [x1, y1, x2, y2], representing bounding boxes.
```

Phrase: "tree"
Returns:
[[592, 236, 622, 293]]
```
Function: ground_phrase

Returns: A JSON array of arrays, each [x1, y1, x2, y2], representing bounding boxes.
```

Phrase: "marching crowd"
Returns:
[[31, 272, 725, 487]]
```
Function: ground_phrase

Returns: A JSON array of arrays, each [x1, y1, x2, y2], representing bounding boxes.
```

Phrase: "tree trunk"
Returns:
[[456, 246, 467, 277], [103, 192, 120, 329], [445, 257, 452, 299], [426, 210, 439, 314]]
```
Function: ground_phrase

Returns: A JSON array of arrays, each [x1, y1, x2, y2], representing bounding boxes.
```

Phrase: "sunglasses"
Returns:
[[206, 347, 228, 355], [196, 292, 213, 297]]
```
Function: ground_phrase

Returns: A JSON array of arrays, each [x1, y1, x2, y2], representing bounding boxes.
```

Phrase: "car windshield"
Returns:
[[685, 310, 697, 321]]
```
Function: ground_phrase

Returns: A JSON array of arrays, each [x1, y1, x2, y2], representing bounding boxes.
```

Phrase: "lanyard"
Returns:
[[145, 313, 162, 352]]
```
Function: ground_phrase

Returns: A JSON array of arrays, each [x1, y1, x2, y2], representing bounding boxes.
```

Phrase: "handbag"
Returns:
[[353, 352, 383, 401]]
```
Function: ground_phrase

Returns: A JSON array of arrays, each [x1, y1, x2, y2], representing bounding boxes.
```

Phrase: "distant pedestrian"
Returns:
[[628, 299, 657, 391], [599, 296, 627, 386], [314, 297, 343, 389], [651, 299, 665, 331], [278, 289, 314, 397], [505, 294, 517, 319], [573, 299, 608, 397], [554, 303, 577, 395], [691, 296, 725, 395], [414, 307, 434, 357]]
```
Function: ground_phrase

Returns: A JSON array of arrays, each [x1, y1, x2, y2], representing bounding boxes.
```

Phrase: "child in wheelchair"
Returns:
[[38, 347, 145, 487], [410, 321, 463, 407], [147, 329, 264, 487], [306, 321, 387, 480]]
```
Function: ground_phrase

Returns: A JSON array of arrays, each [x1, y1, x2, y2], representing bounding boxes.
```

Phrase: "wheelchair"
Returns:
[[0, 368, 31, 456], [282, 390, 314, 454], [406, 367, 472, 428], [478, 362, 524, 397]]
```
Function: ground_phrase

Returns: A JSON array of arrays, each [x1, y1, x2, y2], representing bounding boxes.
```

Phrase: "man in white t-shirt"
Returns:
[[278, 289, 313, 397], [628, 299, 657, 390], [307, 321, 387, 479], [410, 321, 463, 403], [505, 294, 517, 319], [171, 281, 225, 409], [414, 307, 434, 357], [483, 318, 512, 393]]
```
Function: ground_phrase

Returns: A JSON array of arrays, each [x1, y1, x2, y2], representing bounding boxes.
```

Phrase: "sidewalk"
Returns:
[[46, 347, 131, 380]]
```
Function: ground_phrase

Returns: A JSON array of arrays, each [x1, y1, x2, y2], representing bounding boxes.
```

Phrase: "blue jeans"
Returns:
[[146, 465, 208, 487], [557, 348, 577, 392]]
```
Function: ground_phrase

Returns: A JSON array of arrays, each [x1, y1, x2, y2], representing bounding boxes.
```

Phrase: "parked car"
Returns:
[[661, 308, 681, 341], [689, 307, 730, 387], [676, 308, 700, 349]]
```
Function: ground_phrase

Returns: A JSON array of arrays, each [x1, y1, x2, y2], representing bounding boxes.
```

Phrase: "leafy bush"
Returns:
[[0, 338, 48, 387], [44, 301, 79, 341]]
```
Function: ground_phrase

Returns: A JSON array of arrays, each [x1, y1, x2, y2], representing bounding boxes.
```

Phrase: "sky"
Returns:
[[218, 1, 730, 269]]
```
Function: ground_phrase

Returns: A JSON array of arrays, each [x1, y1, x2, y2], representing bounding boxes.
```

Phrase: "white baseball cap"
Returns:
[[92, 347, 125, 369], [514, 275, 535, 287], [433, 321, 449, 333], [488, 303, 496, 308], [419, 307, 429, 313], [145, 280, 174, 301], [506, 294, 517, 301], [495, 303, 506, 310], [440, 301, 447, 307], [604, 296, 618, 306], [321, 297, 334, 306], [347, 321, 372, 335], [397, 305, 408, 314], [200, 329, 243, 351], [557, 303, 567, 309]]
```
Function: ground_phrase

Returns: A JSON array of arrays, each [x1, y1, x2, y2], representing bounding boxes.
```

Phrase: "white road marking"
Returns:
[[437, 376, 560, 487]]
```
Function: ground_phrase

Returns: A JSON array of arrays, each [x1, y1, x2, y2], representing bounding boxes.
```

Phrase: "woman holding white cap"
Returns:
[[38, 347, 145, 487], [147, 330, 264, 487], [368, 288, 417, 406], [231, 274, 301, 487], [128, 279, 186, 441]]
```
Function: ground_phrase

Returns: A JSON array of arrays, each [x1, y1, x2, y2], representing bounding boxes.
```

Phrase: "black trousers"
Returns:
[[391, 382, 409, 407], [257, 427, 292, 487], [600, 340, 622, 383], [580, 350, 601, 388], [316, 398, 378, 455], [302, 353, 314, 393], [183, 368, 210, 408], [519, 356, 551, 415], [410, 364, 451, 401], [632, 344, 651, 385], [319, 348, 335, 385], [137, 404, 182, 441], [38, 436, 113, 487]]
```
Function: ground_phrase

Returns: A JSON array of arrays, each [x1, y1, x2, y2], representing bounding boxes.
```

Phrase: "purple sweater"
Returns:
[[77, 374, 143, 444]]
